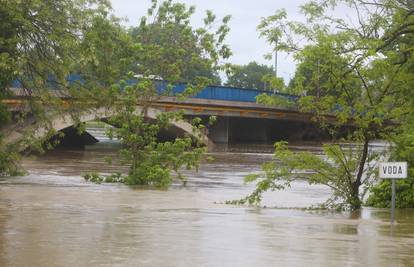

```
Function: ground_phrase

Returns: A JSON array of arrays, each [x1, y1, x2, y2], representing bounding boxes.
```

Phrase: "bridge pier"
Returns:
[[207, 117, 230, 149], [202, 116, 329, 152]]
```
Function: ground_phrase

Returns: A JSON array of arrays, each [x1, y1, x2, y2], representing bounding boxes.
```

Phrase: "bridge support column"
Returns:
[[207, 117, 230, 152]]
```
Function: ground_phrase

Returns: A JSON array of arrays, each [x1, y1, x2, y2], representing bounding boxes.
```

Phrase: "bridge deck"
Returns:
[[154, 97, 316, 122], [5, 81, 328, 122]]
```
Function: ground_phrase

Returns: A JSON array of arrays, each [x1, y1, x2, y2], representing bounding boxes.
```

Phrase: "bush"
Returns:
[[366, 115, 414, 208], [366, 179, 414, 208], [83, 172, 124, 184]]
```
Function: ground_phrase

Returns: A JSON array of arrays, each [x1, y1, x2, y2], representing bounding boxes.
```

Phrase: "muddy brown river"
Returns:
[[0, 141, 413, 267]]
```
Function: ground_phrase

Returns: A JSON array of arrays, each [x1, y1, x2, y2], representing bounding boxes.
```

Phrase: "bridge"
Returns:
[[3, 82, 331, 152]]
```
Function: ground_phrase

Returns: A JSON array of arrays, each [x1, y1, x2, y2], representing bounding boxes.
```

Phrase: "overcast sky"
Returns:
[[110, 0, 310, 82]]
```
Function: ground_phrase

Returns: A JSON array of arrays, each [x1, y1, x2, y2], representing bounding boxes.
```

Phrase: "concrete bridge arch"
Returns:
[[4, 106, 211, 150]]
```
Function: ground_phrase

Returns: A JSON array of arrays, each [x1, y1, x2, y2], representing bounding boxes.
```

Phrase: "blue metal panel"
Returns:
[[11, 75, 299, 103], [11, 80, 22, 88], [192, 86, 266, 103]]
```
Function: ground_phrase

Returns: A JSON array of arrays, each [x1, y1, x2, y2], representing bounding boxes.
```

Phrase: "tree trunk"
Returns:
[[350, 138, 370, 210]]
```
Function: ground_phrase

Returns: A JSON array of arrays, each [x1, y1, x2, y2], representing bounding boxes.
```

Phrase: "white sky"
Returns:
[[110, 0, 311, 82]]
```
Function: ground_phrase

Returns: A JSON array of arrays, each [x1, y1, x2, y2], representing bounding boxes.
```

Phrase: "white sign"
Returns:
[[379, 162, 407, 179]]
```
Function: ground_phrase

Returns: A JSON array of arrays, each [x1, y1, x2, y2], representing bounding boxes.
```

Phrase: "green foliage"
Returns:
[[0, 142, 25, 177], [105, 172, 124, 183], [242, 0, 414, 210], [83, 172, 124, 184], [233, 141, 378, 210], [86, 1, 231, 188], [75, 10, 135, 87], [208, 115, 217, 126], [287, 44, 354, 97], [365, 3, 414, 208], [0, 0, 231, 184], [103, 79, 206, 188], [257, 0, 413, 132], [366, 179, 414, 208], [256, 93, 296, 108], [0, 0, 113, 175], [130, 0, 231, 84], [261, 74, 287, 92], [83, 172, 103, 183], [225, 61, 274, 90], [366, 116, 414, 208], [0, 0, 111, 97], [0, 94, 11, 176]]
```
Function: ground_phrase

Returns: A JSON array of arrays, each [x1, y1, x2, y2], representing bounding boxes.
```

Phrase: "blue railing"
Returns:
[[196, 86, 298, 102], [154, 82, 298, 103], [11, 75, 299, 103]]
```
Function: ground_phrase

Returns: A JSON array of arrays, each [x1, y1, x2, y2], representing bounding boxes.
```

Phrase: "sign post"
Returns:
[[391, 179, 396, 223], [379, 162, 408, 224]]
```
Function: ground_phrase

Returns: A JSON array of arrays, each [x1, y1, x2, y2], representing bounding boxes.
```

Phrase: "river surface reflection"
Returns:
[[0, 143, 413, 267]]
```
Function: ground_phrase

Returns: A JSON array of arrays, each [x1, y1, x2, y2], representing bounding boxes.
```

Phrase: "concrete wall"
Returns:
[[194, 116, 330, 146]]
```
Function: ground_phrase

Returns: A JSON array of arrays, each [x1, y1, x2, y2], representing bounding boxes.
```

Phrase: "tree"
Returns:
[[75, 10, 135, 87], [286, 45, 355, 97], [129, 0, 231, 85], [0, 0, 113, 175], [0, 0, 231, 187], [95, 79, 207, 188], [366, 22, 414, 207], [225, 61, 274, 90], [240, 0, 414, 210], [81, 0, 231, 188], [232, 141, 377, 210]]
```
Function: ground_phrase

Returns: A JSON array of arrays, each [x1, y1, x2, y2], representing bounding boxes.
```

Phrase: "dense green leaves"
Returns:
[[243, 0, 414, 210], [76, 11, 135, 87], [0, 0, 111, 94], [92, 77, 207, 188], [0, 0, 112, 175], [366, 179, 414, 208], [367, 116, 414, 208], [0, 0, 231, 186], [79, 1, 231, 188], [233, 141, 378, 210], [0, 144, 25, 177], [130, 0, 231, 85], [225, 62, 275, 90]]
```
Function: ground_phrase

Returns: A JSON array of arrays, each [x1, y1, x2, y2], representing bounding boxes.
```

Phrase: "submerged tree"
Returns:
[[0, 0, 231, 188], [233, 141, 378, 210], [100, 78, 207, 188], [240, 0, 414, 210], [81, 0, 231, 188]]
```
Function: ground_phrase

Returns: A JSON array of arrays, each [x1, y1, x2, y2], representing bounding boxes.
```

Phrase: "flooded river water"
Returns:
[[0, 140, 413, 266]]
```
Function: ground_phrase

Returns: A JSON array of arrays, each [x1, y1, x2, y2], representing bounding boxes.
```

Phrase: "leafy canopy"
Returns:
[[80, 0, 231, 188], [225, 61, 275, 90], [242, 0, 414, 210], [0, 0, 231, 186], [233, 141, 378, 210], [130, 0, 231, 85], [0, 0, 113, 176]]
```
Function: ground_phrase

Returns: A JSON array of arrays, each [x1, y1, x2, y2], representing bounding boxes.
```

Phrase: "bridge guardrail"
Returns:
[[10, 75, 299, 104]]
